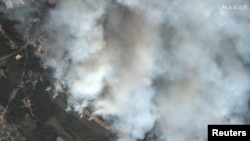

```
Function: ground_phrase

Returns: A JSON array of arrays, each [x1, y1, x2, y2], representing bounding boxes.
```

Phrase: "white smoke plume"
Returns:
[[2, 0, 25, 9], [41, 0, 250, 141]]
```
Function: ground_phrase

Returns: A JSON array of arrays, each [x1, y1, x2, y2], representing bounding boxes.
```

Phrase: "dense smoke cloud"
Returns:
[[39, 0, 250, 141]]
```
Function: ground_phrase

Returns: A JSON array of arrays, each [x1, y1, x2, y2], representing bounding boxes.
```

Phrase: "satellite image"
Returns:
[[0, 0, 250, 141]]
